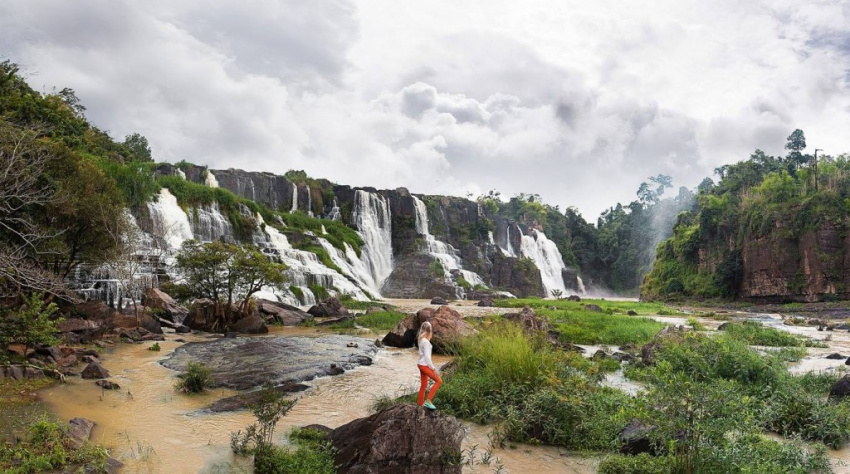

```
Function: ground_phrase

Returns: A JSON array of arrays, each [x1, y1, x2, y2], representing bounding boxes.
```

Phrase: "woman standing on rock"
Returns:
[[417, 321, 442, 410]]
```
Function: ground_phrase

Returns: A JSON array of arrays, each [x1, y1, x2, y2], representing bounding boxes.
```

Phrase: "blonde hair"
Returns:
[[417, 321, 433, 341]]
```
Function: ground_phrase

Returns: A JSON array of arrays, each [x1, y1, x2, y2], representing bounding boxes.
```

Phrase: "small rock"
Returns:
[[68, 418, 95, 447], [585, 304, 603, 313], [612, 352, 635, 362], [627, 310, 638, 316], [79, 355, 98, 365], [374, 338, 384, 348], [327, 364, 345, 376], [592, 350, 611, 360], [568, 295, 581, 301], [175, 338, 186, 343], [825, 353, 845, 360], [346, 342, 359, 348], [96, 380, 121, 390], [6, 366, 24, 380], [835, 324, 850, 330], [81, 362, 110, 380]]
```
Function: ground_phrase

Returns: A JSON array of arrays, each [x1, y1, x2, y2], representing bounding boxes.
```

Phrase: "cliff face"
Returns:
[[168, 164, 546, 299], [740, 224, 849, 302]]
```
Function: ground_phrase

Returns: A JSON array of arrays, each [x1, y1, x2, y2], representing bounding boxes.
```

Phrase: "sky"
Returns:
[[2, 0, 849, 220]]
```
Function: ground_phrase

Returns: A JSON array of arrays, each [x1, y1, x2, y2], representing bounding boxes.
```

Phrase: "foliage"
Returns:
[[0, 293, 61, 360], [123, 132, 152, 161], [598, 453, 676, 474], [148, 342, 161, 352], [721, 321, 824, 347], [428, 259, 445, 278], [0, 417, 109, 473], [356, 311, 407, 331], [174, 240, 288, 331], [175, 361, 214, 393]]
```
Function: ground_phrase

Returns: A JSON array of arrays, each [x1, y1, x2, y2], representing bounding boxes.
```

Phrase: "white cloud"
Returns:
[[1, 0, 848, 219]]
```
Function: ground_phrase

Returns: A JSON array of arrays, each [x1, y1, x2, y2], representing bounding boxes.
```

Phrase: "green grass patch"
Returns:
[[539, 308, 666, 345], [494, 298, 675, 316], [356, 311, 407, 331], [722, 321, 825, 347], [0, 417, 109, 473]]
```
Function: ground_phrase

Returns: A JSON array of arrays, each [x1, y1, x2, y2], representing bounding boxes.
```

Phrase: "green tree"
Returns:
[[785, 129, 808, 168], [123, 132, 152, 161], [174, 241, 288, 331], [0, 292, 62, 360]]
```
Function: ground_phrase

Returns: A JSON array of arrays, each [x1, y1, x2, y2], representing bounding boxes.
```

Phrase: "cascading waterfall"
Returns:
[[306, 185, 314, 217], [412, 196, 486, 288], [290, 184, 298, 212], [205, 170, 219, 188], [146, 188, 194, 250], [327, 198, 341, 221], [518, 228, 568, 296], [188, 202, 233, 243], [175, 168, 186, 180], [350, 190, 393, 295], [499, 225, 518, 257], [577, 276, 587, 295]]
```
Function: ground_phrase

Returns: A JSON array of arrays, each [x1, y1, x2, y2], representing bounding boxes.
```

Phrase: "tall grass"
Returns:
[[538, 308, 665, 345], [722, 321, 825, 347], [356, 311, 407, 331]]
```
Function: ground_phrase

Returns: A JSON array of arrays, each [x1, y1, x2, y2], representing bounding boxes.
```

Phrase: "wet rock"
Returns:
[[68, 418, 95, 447], [547, 332, 586, 353], [143, 288, 189, 324], [835, 324, 850, 330], [206, 383, 310, 412], [308, 297, 350, 318], [327, 364, 345, 376], [59, 355, 79, 368], [329, 404, 464, 474], [96, 380, 121, 390], [503, 307, 549, 333], [825, 353, 846, 360], [430, 297, 448, 305], [845, 357, 850, 365], [106, 458, 124, 473], [619, 419, 660, 455], [374, 338, 384, 348], [829, 374, 850, 399], [612, 352, 635, 363], [348, 354, 373, 366], [317, 315, 355, 327], [592, 350, 612, 360], [347, 342, 359, 348], [81, 362, 110, 379], [627, 310, 638, 316], [258, 299, 312, 326], [382, 314, 418, 348], [176, 325, 192, 334], [161, 335, 377, 391], [585, 304, 603, 313], [230, 315, 268, 334]]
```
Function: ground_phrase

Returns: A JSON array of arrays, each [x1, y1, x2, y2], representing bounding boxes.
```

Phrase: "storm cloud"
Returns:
[[1, 0, 848, 218]]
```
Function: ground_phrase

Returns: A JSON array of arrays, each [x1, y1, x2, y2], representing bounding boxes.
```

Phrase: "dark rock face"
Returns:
[[81, 362, 110, 379], [68, 418, 95, 447], [829, 374, 850, 399], [381, 253, 461, 300], [143, 288, 188, 324], [308, 297, 350, 318], [329, 404, 464, 474], [230, 315, 268, 334], [490, 252, 545, 298], [258, 299, 312, 325], [502, 307, 549, 333], [206, 383, 310, 412], [382, 315, 418, 348], [161, 335, 377, 390]]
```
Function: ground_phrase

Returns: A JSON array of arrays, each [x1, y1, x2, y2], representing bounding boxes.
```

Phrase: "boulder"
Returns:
[[24, 367, 44, 379], [230, 315, 268, 334], [96, 380, 121, 390], [430, 297, 448, 305], [825, 353, 846, 360], [142, 288, 189, 324], [829, 374, 850, 399], [585, 304, 603, 313], [258, 299, 312, 326], [477, 297, 493, 307], [502, 307, 549, 333], [35, 345, 64, 361], [68, 418, 95, 447], [420, 306, 475, 354], [206, 383, 310, 412], [382, 314, 418, 348], [184, 298, 217, 332], [329, 404, 464, 474], [81, 362, 110, 379], [5, 365, 24, 380], [717, 322, 732, 331], [567, 295, 581, 301], [619, 419, 660, 455], [308, 297, 350, 318], [59, 318, 102, 334], [612, 352, 635, 363], [627, 310, 638, 316]]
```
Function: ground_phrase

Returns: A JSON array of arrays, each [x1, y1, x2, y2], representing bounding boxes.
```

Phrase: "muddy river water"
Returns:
[[37, 299, 850, 473]]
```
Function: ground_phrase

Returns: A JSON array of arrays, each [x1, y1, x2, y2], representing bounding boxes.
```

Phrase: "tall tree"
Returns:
[[123, 132, 152, 161]]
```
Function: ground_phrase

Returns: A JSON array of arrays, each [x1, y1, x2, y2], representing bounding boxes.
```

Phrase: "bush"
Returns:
[[0, 293, 62, 361], [0, 417, 109, 473], [175, 362, 214, 393]]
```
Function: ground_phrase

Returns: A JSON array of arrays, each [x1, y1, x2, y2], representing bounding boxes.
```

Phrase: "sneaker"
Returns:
[[424, 400, 436, 410]]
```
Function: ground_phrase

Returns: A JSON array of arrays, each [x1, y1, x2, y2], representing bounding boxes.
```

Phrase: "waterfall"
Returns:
[[351, 190, 393, 294], [205, 170, 219, 188], [146, 188, 194, 250], [175, 168, 186, 180], [499, 225, 517, 257], [290, 184, 298, 212], [577, 276, 587, 295], [487, 231, 495, 245], [188, 202, 233, 243], [327, 198, 341, 221], [518, 228, 567, 296], [412, 196, 487, 287], [306, 185, 314, 217]]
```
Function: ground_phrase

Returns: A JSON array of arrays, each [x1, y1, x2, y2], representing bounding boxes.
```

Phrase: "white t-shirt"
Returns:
[[418, 338, 436, 370]]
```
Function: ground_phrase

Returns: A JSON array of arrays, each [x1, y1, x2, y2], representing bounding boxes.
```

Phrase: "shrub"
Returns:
[[175, 362, 214, 393], [148, 343, 161, 352], [0, 293, 62, 361], [0, 417, 109, 473]]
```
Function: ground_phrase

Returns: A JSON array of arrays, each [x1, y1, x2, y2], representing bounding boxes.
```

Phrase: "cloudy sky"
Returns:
[[2, 0, 849, 219]]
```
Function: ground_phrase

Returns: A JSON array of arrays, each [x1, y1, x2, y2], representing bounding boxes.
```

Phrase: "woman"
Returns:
[[417, 321, 442, 409]]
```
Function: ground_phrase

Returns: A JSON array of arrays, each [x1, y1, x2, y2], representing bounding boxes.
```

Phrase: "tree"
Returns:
[[0, 292, 62, 360], [174, 241, 288, 331], [785, 129, 808, 168], [123, 132, 151, 161]]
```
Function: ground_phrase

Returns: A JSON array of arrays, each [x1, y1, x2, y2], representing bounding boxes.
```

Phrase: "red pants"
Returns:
[[417, 364, 443, 405]]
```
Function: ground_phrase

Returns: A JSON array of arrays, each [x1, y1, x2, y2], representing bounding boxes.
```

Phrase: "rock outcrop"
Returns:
[[328, 404, 464, 474], [142, 288, 188, 324], [502, 306, 549, 333], [258, 299, 312, 326], [382, 306, 474, 353], [308, 297, 350, 318]]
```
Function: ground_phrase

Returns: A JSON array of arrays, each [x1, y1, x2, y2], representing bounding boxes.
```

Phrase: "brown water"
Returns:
[[40, 324, 593, 473]]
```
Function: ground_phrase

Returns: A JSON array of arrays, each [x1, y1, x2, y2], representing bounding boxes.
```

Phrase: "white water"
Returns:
[[174, 168, 186, 180], [188, 202, 233, 243], [500, 225, 518, 257], [577, 275, 587, 295], [327, 198, 341, 221], [146, 188, 194, 250], [205, 170, 219, 188], [290, 184, 298, 213], [306, 185, 314, 217], [351, 190, 393, 295], [519, 228, 567, 296]]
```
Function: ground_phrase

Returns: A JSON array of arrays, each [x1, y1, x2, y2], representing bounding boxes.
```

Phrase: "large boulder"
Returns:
[[420, 306, 475, 353], [502, 307, 549, 333], [329, 404, 464, 474], [829, 374, 850, 399], [619, 420, 660, 455], [230, 315, 268, 334], [184, 298, 217, 331], [382, 314, 418, 348], [308, 297, 350, 318], [81, 362, 110, 379], [258, 299, 312, 326], [143, 288, 188, 324]]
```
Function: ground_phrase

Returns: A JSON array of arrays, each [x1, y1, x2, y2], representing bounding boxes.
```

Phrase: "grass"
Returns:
[[356, 311, 408, 331], [175, 361, 214, 393], [722, 321, 826, 347], [539, 308, 666, 345], [494, 297, 677, 316], [0, 417, 109, 473]]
